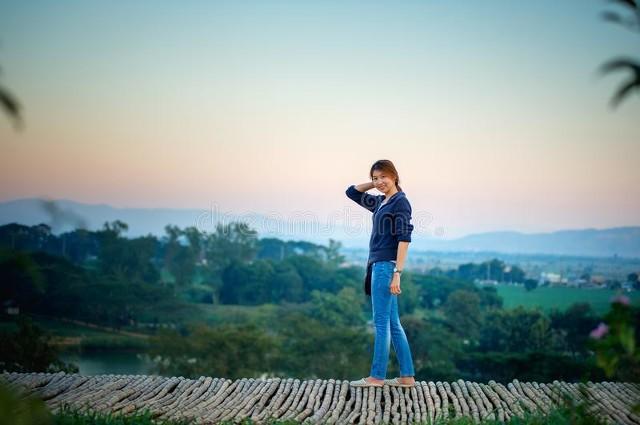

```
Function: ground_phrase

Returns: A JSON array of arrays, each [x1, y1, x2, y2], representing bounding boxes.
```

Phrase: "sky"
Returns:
[[1, 0, 639, 240]]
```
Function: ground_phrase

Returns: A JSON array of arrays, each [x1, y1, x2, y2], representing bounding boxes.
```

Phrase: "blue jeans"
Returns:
[[370, 260, 415, 379]]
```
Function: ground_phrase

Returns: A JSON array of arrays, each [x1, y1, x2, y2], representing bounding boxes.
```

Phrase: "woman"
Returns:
[[345, 159, 416, 388]]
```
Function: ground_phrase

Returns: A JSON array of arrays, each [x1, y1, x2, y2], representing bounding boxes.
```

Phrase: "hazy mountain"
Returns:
[[421, 227, 640, 258], [1, 198, 638, 258], [0, 197, 371, 247]]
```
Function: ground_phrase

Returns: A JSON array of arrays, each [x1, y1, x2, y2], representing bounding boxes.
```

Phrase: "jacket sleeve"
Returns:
[[345, 184, 378, 213], [393, 200, 414, 242]]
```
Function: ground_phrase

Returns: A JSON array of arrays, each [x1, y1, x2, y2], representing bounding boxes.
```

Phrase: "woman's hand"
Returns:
[[390, 273, 402, 295], [355, 181, 375, 192]]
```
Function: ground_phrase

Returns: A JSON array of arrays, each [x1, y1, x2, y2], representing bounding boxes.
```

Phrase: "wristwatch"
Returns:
[[393, 266, 402, 275]]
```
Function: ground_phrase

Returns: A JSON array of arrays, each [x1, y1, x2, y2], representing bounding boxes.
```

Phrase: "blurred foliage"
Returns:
[[0, 63, 22, 129], [0, 381, 51, 425], [600, 0, 640, 108], [588, 295, 640, 414], [588, 297, 640, 381], [549, 303, 600, 356]]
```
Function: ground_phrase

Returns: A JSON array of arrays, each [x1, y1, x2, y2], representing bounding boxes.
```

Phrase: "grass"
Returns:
[[50, 404, 608, 425], [495, 285, 640, 315], [195, 302, 293, 326], [53, 406, 191, 424]]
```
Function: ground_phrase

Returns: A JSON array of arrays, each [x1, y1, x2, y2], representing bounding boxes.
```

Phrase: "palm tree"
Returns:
[[0, 68, 21, 129], [600, 0, 640, 108], [0, 55, 22, 129]]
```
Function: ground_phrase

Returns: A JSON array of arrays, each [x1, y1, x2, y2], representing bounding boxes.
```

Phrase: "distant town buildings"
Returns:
[[472, 269, 638, 292]]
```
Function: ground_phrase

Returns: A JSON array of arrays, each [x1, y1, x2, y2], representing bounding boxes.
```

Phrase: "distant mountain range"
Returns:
[[1, 198, 639, 258], [429, 227, 640, 259]]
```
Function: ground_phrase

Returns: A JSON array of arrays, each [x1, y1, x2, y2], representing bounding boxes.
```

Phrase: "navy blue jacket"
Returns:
[[345, 185, 414, 294]]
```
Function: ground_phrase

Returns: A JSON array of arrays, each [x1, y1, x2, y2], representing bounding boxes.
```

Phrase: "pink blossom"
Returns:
[[589, 322, 609, 339], [610, 295, 630, 306]]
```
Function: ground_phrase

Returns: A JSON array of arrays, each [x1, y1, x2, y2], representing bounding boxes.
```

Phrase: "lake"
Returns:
[[60, 350, 155, 376]]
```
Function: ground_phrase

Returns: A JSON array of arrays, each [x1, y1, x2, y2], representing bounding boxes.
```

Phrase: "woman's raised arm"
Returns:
[[354, 182, 375, 192], [345, 182, 378, 212]]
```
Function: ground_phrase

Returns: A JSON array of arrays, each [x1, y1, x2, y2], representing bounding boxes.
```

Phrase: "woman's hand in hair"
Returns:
[[355, 181, 375, 192]]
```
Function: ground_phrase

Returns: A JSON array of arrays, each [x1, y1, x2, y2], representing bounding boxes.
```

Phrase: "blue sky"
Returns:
[[1, 0, 639, 239]]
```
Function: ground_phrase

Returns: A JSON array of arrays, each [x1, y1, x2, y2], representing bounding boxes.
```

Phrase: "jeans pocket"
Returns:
[[373, 261, 394, 291]]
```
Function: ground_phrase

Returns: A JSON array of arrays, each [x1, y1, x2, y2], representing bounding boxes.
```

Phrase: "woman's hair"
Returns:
[[369, 159, 403, 192]]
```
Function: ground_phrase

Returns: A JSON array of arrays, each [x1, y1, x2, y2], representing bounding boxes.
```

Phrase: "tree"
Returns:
[[268, 261, 305, 303], [412, 273, 476, 309], [285, 255, 338, 296], [452, 259, 524, 284], [163, 225, 197, 287], [0, 223, 52, 252], [478, 286, 504, 310], [309, 287, 365, 327], [550, 303, 600, 357], [97, 221, 159, 284], [480, 307, 556, 353], [0, 315, 77, 373], [272, 311, 370, 379], [0, 249, 44, 312], [502, 265, 526, 284], [524, 278, 538, 291], [483, 259, 506, 282], [0, 62, 22, 129], [402, 316, 462, 382], [443, 290, 483, 340], [58, 228, 100, 264], [149, 323, 276, 379], [324, 239, 346, 267], [203, 222, 258, 285], [220, 259, 274, 305]]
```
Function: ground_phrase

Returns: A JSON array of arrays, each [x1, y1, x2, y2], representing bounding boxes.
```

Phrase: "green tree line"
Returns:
[[1, 221, 636, 384]]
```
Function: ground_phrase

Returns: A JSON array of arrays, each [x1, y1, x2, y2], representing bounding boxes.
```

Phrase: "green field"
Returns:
[[495, 285, 639, 315]]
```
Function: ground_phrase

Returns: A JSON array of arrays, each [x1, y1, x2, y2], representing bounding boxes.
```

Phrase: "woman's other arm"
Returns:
[[391, 199, 413, 295], [395, 241, 409, 272], [391, 241, 409, 295]]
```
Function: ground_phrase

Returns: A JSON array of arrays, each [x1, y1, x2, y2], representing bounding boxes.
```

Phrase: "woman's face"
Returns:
[[371, 169, 396, 195]]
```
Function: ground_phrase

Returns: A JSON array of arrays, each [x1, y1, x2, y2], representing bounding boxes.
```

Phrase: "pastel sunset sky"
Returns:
[[1, 0, 639, 239]]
